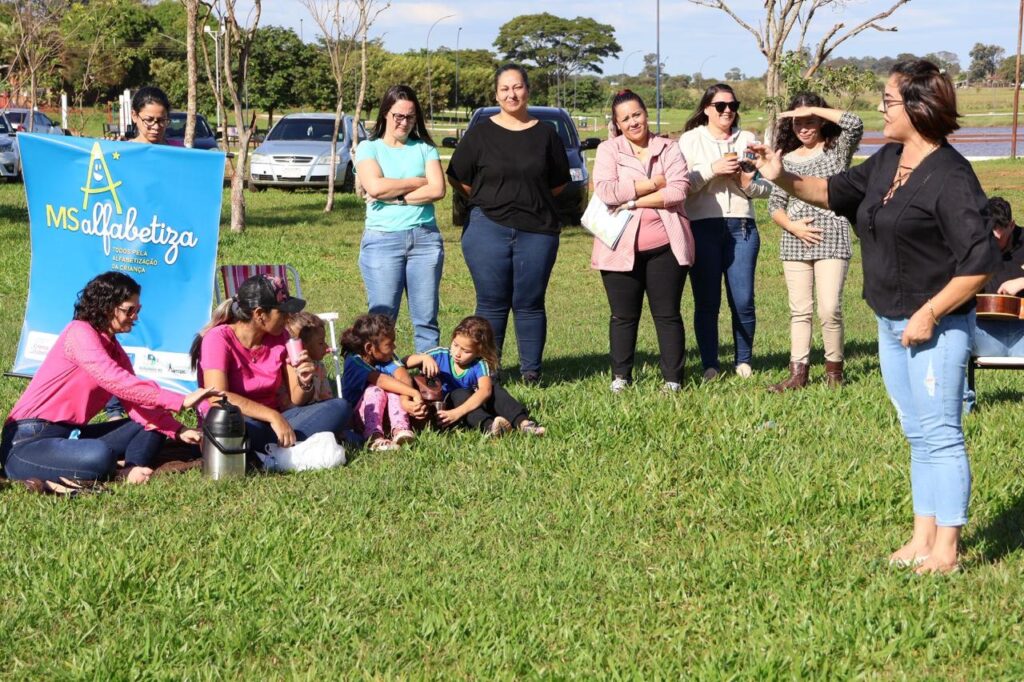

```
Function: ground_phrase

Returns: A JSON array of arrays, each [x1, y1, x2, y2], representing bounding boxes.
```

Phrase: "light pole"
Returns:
[[204, 25, 226, 146], [620, 49, 641, 85], [697, 55, 715, 90], [426, 14, 455, 126], [455, 26, 462, 119], [656, 0, 661, 132], [1012, 0, 1023, 158]]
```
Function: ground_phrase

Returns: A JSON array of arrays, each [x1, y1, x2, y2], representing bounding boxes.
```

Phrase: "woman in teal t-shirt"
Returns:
[[355, 84, 446, 352]]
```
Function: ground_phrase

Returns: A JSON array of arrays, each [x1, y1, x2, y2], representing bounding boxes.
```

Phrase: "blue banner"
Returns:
[[12, 133, 225, 394]]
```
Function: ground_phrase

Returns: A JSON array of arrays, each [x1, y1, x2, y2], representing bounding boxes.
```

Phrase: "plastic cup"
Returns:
[[286, 337, 304, 366]]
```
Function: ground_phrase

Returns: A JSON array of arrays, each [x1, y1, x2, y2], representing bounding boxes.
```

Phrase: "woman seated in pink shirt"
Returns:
[[1, 272, 217, 490], [190, 274, 352, 463], [591, 89, 694, 393]]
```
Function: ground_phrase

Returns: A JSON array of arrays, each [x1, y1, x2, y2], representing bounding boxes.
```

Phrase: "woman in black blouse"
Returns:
[[750, 60, 998, 574], [447, 64, 571, 384]]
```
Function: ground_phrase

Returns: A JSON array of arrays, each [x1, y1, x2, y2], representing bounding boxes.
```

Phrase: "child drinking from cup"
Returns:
[[405, 316, 546, 438], [279, 312, 335, 408], [339, 313, 425, 451]]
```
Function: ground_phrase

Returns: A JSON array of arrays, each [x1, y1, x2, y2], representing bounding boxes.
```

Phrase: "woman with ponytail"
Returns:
[[190, 275, 352, 462]]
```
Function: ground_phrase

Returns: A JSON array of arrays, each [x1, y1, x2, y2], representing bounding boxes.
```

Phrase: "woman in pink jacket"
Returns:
[[592, 90, 694, 392], [1, 272, 217, 491]]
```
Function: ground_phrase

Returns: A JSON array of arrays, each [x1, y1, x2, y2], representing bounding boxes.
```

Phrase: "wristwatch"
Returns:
[[627, 199, 637, 210]]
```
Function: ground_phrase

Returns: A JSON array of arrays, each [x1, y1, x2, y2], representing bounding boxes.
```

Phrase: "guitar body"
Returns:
[[976, 293, 1024, 320]]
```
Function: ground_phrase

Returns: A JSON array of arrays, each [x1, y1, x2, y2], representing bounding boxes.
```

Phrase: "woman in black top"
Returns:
[[750, 60, 998, 574], [447, 64, 571, 384]]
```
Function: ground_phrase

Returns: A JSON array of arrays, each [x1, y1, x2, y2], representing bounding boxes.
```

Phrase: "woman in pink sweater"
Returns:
[[1, 272, 216, 489], [591, 90, 694, 392]]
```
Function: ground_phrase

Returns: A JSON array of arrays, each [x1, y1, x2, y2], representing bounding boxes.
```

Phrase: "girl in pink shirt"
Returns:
[[2, 272, 217, 491]]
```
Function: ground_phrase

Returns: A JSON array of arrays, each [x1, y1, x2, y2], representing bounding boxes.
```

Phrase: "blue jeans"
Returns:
[[1, 418, 165, 481], [690, 217, 760, 369], [460, 208, 560, 374], [877, 314, 973, 527], [963, 318, 1024, 412], [359, 225, 445, 353], [244, 398, 352, 461]]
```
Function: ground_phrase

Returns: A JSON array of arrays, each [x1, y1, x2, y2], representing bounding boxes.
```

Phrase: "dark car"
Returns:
[[442, 106, 600, 226], [164, 112, 219, 150]]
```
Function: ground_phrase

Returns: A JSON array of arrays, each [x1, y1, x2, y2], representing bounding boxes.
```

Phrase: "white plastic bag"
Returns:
[[257, 431, 347, 472]]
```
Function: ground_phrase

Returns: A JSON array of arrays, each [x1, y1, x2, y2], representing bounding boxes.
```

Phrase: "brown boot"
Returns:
[[825, 360, 844, 387], [767, 362, 809, 393]]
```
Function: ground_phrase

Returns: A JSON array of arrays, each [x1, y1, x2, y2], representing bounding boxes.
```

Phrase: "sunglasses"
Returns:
[[117, 303, 142, 317], [710, 101, 740, 114]]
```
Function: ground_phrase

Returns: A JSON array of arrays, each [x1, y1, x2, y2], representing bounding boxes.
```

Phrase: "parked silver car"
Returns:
[[249, 113, 367, 191], [2, 108, 65, 135], [0, 113, 20, 181]]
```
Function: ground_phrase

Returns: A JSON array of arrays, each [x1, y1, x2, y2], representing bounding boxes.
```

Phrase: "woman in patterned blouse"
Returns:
[[767, 94, 863, 392]]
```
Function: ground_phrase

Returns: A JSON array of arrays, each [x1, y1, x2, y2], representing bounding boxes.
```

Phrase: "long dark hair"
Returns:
[[773, 92, 843, 154], [684, 83, 740, 132], [73, 271, 141, 333], [609, 89, 647, 138], [371, 84, 435, 147]]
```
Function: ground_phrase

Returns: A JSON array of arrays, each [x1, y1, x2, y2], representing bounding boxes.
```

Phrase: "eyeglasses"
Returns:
[[138, 116, 170, 128], [711, 101, 740, 114], [117, 303, 142, 317], [881, 98, 904, 112], [390, 112, 415, 124]]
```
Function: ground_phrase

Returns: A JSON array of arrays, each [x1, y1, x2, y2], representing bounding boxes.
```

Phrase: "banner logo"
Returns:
[[81, 142, 123, 213]]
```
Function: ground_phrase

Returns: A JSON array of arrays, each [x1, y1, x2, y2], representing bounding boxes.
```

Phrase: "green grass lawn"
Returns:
[[1, 161, 1024, 677]]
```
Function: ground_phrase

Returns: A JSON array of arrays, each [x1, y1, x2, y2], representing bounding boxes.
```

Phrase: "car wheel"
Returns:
[[340, 162, 355, 193]]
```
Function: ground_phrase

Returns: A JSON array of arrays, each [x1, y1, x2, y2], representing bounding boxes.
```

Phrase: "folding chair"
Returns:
[[216, 264, 343, 396]]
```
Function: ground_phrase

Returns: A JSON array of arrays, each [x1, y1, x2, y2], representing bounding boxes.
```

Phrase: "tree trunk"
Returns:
[[324, 96, 343, 213], [28, 69, 36, 132], [184, 0, 198, 148], [267, 106, 274, 130], [230, 106, 251, 233], [763, 62, 782, 146], [352, 22, 369, 175]]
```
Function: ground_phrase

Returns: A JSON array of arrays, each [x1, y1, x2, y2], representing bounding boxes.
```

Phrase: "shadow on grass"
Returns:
[[0, 202, 28, 227], [971, 491, 1024, 563], [969, 387, 1024, 413]]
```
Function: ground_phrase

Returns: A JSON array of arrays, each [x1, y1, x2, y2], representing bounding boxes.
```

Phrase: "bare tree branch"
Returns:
[[805, 0, 911, 77]]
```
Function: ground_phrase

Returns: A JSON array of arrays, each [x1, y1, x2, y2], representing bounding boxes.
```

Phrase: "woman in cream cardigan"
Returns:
[[592, 90, 694, 392], [679, 83, 773, 381]]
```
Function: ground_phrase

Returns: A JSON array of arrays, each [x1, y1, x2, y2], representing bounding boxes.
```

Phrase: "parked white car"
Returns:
[[249, 113, 367, 192], [0, 113, 20, 181], [2, 108, 65, 135]]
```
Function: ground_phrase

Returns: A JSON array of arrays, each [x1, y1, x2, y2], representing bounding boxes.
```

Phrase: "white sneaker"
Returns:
[[392, 429, 416, 446], [610, 376, 630, 393], [702, 367, 720, 382], [735, 363, 753, 379], [662, 381, 682, 393]]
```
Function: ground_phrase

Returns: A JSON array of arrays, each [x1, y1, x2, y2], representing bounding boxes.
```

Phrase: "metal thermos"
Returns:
[[201, 397, 248, 479]]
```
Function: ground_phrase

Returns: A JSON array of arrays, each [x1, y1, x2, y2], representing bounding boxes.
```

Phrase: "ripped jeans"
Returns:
[[876, 313, 972, 526]]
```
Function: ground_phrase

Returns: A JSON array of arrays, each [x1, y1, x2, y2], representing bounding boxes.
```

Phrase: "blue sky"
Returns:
[[244, 0, 1020, 80]]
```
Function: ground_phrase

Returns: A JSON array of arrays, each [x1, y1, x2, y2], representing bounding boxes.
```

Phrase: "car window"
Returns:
[[166, 115, 213, 139], [35, 113, 53, 128], [267, 119, 342, 142], [537, 116, 577, 149], [4, 112, 24, 125], [0, 117, 9, 134]]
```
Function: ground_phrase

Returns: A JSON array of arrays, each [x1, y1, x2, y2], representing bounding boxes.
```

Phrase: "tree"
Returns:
[[9, 0, 68, 124], [689, 0, 910, 133], [968, 43, 1006, 82], [248, 25, 309, 127], [997, 55, 1020, 83], [724, 67, 744, 81], [182, 0, 199, 148], [217, 0, 262, 233], [493, 13, 620, 107], [923, 50, 960, 78]]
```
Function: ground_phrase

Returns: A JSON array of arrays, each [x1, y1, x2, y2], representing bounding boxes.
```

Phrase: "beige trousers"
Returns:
[[782, 259, 849, 364]]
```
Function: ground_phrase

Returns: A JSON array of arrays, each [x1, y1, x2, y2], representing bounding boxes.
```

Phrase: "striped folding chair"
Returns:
[[215, 264, 342, 396]]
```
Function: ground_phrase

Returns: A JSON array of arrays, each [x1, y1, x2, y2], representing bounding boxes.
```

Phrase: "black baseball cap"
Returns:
[[236, 274, 306, 314]]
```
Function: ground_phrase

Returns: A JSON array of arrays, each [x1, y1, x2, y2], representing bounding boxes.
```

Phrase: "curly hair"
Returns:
[[773, 92, 843, 154], [451, 316, 499, 371], [340, 313, 395, 356], [73, 271, 141, 332]]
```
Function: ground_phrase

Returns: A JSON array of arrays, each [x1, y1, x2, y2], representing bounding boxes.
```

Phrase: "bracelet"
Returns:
[[927, 299, 940, 325]]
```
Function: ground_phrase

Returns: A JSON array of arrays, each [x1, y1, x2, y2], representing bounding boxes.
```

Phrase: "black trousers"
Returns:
[[600, 245, 688, 383], [449, 384, 529, 432]]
